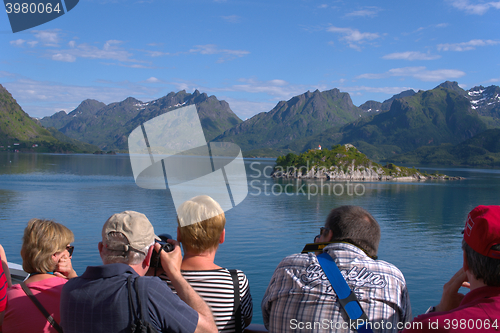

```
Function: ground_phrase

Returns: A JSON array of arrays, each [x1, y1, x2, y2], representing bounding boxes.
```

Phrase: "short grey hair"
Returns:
[[101, 232, 152, 265], [325, 205, 381, 258]]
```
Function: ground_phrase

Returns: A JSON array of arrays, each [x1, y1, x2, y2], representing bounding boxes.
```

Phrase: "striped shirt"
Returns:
[[262, 243, 412, 333], [160, 269, 253, 333]]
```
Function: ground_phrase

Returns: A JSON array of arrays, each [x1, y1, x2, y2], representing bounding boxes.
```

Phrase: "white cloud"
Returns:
[[10, 39, 25, 46], [145, 50, 169, 57], [345, 7, 381, 18], [318, 4, 328, 9], [145, 77, 161, 83], [52, 53, 77, 62], [412, 23, 449, 34], [221, 15, 241, 23], [448, 0, 500, 14], [327, 26, 379, 50], [189, 44, 250, 62], [383, 51, 441, 61], [344, 85, 416, 95], [357, 66, 466, 82], [437, 39, 500, 51], [48, 40, 142, 63], [33, 29, 61, 46]]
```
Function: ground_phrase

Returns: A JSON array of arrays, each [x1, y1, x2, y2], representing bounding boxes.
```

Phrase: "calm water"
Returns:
[[1, 152, 500, 324]]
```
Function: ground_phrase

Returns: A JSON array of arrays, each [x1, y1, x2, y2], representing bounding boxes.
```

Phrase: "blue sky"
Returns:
[[1, 0, 500, 120]]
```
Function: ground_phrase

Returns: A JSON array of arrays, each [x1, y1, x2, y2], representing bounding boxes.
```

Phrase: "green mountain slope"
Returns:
[[0, 85, 97, 153], [390, 129, 500, 166], [40, 99, 106, 130], [0, 84, 56, 144], [283, 82, 488, 161], [214, 88, 365, 151]]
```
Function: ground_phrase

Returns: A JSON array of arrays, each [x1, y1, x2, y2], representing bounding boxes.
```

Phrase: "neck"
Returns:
[[181, 249, 221, 270], [25, 272, 55, 284], [467, 271, 488, 290]]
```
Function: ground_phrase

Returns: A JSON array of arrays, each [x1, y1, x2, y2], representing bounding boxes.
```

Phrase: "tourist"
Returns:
[[157, 195, 253, 333], [3, 218, 77, 333], [402, 205, 500, 332], [60, 210, 217, 333], [0, 244, 12, 330], [262, 205, 412, 332]]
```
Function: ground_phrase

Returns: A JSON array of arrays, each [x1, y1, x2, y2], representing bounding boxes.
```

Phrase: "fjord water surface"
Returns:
[[1, 152, 499, 323]]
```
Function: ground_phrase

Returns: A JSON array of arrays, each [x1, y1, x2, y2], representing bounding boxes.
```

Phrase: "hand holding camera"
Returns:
[[150, 234, 175, 269], [150, 233, 183, 278]]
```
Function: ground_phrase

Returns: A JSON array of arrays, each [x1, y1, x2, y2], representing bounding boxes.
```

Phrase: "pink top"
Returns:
[[3, 276, 67, 333], [0, 255, 7, 312]]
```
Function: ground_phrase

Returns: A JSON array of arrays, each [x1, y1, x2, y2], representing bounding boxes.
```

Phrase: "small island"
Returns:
[[271, 144, 464, 181]]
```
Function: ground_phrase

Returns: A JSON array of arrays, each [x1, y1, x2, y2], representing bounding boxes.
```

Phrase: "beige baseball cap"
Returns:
[[102, 211, 160, 254]]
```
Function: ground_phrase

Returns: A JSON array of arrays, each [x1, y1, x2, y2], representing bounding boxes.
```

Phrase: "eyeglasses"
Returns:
[[320, 227, 330, 236], [66, 245, 74, 256]]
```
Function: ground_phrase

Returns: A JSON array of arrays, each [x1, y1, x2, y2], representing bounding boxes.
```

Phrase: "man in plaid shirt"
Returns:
[[262, 205, 412, 333]]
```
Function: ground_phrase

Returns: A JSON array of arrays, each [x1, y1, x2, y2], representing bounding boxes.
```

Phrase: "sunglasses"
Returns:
[[66, 245, 74, 256]]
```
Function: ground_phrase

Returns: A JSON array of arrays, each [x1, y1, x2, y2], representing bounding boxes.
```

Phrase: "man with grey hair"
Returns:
[[262, 205, 412, 332], [60, 210, 217, 333]]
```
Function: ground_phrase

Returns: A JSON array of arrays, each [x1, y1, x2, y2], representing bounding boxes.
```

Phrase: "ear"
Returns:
[[219, 229, 225, 244], [326, 229, 333, 242], [98, 242, 104, 261], [463, 250, 469, 273], [143, 245, 154, 267], [177, 227, 181, 242]]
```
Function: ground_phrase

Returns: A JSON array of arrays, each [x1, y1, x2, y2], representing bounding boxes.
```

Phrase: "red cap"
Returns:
[[463, 205, 500, 259]]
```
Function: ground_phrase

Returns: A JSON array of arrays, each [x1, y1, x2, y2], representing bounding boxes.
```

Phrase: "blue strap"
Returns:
[[316, 252, 374, 333]]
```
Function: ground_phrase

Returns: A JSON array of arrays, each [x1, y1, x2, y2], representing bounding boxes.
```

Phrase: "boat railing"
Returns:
[[8, 262, 28, 284]]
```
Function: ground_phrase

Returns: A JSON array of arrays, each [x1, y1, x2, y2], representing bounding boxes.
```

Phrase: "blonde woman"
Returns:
[[158, 195, 253, 333], [3, 218, 77, 333]]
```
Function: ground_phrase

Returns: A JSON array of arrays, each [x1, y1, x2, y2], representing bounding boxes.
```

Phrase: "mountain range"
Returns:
[[3, 80, 500, 166], [40, 90, 242, 150]]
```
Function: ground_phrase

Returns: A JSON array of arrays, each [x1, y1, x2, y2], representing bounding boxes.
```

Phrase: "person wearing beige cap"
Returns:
[[403, 205, 500, 332], [59, 210, 217, 333]]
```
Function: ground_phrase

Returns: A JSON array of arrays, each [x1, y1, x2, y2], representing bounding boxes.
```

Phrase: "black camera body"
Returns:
[[150, 233, 174, 268]]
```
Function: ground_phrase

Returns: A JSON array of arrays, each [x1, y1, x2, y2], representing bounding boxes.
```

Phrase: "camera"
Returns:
[[150, 233, 174, 268]]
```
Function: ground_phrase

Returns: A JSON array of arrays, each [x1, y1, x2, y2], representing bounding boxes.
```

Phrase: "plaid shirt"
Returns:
[[262, 243, 412, 333]]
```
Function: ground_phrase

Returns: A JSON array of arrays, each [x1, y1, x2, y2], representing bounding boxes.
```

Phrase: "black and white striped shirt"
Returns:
[[160, 268, 253, 333]]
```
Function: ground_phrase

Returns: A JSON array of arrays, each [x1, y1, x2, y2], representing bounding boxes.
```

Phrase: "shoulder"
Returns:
[[6, 284, 22, 297], [369, 259, 408, 284], [276, 253, 316, 269]]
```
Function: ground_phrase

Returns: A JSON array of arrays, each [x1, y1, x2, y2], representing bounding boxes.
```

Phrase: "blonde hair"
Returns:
[[177, 195, 225, 253], [21, 218, 74, 274]]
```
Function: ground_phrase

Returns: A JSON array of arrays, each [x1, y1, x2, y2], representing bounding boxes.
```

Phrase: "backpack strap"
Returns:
[[127, 275, 138, 332], [134, 277, 149, 324], [229, 269, 242, 333], [20, 281, 64, 333], [316, 252, 374, 333]]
